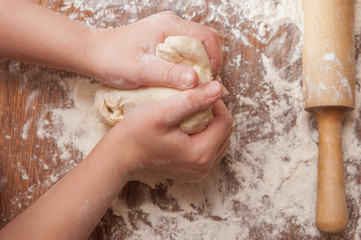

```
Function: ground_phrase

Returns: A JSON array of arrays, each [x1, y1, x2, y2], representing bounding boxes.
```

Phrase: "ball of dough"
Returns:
[[94, 36, 219, 134]]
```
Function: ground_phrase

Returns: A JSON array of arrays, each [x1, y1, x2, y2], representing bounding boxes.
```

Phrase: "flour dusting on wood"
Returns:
[[3, 0, 361, 239]]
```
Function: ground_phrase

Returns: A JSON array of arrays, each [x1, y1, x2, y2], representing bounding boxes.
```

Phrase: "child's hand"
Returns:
[[100, 81, 233, 182], [86, 11, 223, 90]]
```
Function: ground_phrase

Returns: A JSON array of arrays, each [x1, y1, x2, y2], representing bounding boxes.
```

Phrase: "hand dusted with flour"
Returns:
[[5, 0, 361, 239], [87, 11, 223, 90], [95, 36, 219, 134], [0, 0, 233, 239]]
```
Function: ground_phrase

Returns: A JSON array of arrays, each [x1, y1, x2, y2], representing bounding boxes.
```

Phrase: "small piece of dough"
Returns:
[[94, 36, 219, 134]]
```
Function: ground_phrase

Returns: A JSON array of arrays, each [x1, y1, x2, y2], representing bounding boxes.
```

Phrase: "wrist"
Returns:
[[79, 28, 120, 82], [74, 27, 100, 78], [95, 122, 144, 180]]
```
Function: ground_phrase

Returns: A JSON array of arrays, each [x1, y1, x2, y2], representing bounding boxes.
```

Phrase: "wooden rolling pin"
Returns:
[[302, 0, 355, 234]]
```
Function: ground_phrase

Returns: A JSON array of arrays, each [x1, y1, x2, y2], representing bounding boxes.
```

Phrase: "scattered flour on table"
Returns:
[[11, 0, 361, 239]]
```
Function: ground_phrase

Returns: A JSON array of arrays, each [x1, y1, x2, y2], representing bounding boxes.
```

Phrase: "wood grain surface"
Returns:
[[1, 1, 361, 239]]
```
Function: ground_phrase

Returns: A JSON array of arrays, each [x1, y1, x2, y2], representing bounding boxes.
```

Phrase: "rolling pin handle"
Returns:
[[313, 107, 348, 234]]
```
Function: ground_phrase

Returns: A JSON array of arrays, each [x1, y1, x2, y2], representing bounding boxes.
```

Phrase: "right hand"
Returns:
[[85, 11, 223, 90], [100, 81, 233, 182]]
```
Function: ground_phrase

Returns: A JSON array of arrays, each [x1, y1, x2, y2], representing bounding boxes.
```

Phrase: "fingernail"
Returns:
[[206, 81, 221, 97], [181, 69, 196, 88], [221, 85, 229, 98]]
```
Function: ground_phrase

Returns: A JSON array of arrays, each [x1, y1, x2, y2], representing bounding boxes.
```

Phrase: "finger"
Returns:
[[163, 17, 223, 73], [213, 129, 232, 166], [191, 100, 233, 151], [214, 130, 232, 166], [216, 126, 233, 155], [214, 75, 229, 99], [144, 12, 223, 73], [214, 122, 232, 158], [152, 10, 178, 17], [153, 81, 223, 127], [202, 27, 223, 74], [138, 54, 198, 89], [213, 140, 231, 167]]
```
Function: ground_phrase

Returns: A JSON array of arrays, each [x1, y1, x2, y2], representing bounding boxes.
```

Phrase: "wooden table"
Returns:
[[1, 1, 361, 239]]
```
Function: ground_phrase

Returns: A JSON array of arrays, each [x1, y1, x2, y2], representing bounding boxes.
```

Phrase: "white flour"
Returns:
[[4, 0, 361, 239]]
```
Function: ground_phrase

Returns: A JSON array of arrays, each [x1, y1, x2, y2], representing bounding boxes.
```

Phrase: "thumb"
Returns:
[[154, 81, 222, 127], [138, 54, 198, 89]]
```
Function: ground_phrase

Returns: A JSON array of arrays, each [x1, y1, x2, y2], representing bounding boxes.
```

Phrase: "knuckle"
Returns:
[[180, 152, 214, 182], [184, 94, 198, 110], [209, 27, 220, 38], [191, 152, 213, 169], [162, 11, 178, 17], [184, 90, 205, 110], [161, 63, 177, 84], [153, 110, 167, 127], [156, 11, 179, 21], [184, 91, 196, 108]]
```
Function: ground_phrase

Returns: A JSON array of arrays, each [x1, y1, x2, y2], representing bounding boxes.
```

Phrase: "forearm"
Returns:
[[0, 131, 135, 240], [0, 0, 93, 74]]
